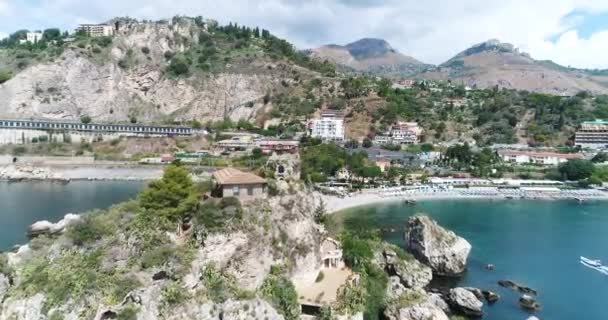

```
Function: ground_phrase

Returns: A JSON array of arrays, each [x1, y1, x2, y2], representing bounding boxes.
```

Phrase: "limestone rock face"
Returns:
[[0, 274, 9, 301], [405, 216, 471, 276], [168, 299, 285, 320], [0, 19, 284, 124], [448, 287, 484, 317], [377, 244, 433, 289], [384, 288, 449, 320]]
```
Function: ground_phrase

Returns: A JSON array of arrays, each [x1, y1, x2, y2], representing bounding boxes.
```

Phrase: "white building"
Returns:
[[498, 150, 583, 166], [308, 113, 345, 141], [76, 24, 115, 37], [19, 32, 43, 44], [575, 120, 608, 150]]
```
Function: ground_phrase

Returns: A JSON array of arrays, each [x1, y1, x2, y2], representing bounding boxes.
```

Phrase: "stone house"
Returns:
[[212, 168, 266, 202], [320, 238, 345, 269]]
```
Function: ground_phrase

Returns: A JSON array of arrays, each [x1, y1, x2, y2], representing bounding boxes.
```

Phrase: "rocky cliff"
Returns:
[[0, 17, 313, 124], [405, 216, 471, 277]]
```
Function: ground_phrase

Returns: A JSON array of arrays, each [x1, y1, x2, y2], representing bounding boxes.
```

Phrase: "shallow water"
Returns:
[[339, 199, 608, 320], [0, 181, 144, 251]]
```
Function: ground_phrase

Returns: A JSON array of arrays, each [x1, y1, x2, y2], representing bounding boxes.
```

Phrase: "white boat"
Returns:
[[580, 256, 608, 275]]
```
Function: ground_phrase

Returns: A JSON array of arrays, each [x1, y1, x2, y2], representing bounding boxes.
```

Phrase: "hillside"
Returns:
[[0, 17, 335, 125], [419, 39, 608, 95], [306, 38, 428, 78]]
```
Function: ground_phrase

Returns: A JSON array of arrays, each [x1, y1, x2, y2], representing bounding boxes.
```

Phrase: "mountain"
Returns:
[[306, 38, 428, 77], [0, 17, 333, 124], [420, 39, 608, 95]]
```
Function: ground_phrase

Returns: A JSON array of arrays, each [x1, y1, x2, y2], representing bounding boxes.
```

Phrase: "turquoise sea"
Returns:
[[0, 181, 144, 251], [339, 200, 608, 320]]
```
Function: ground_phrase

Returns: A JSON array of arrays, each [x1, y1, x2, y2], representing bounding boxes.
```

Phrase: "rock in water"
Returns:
[[482, 290, 500, 303], [519, 294, 541, 310], [448, 287, 484, 317], [405, 216, 472, 276]]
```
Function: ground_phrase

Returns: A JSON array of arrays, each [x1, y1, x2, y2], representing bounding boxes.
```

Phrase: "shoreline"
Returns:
[[319, 190, 608, 213], [0, 164, 166, 182]]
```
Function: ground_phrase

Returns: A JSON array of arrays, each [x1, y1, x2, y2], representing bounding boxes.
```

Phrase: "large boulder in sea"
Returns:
[[448, 287, 484, 317], [404, 216, 471, 276]]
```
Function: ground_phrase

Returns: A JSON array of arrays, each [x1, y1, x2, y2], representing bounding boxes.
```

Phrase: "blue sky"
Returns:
[[1, 0, 608, 68]]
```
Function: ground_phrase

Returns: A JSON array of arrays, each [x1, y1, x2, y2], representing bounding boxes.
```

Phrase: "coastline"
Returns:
[[319, 189, 608, 213], [0, 164, 166, 182]]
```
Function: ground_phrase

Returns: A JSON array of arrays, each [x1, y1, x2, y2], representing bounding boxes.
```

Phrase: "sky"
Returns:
[[1, 0, 608, 69]]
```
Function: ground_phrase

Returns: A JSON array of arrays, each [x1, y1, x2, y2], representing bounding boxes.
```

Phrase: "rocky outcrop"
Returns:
[[0, 166, 64, 182], [447, 288, 483, 317], [27, 214, 81, 238], [405, 216, 471, 276], [519, 294, 541, 311], [482, 290, 500, 304], [377, 244, 433, 289], [384, 288, 449, 320], [498, 280, 537, 295], [0, 273, 10, 301]]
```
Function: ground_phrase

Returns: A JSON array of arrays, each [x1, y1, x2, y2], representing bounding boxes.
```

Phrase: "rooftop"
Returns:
[[213, 168, 266, 185], [498, 150, 583, 159]]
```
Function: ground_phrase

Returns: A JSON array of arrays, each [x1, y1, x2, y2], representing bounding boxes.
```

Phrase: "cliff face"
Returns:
[[0, 18, 296, 124], [0, 183, 323, 320]]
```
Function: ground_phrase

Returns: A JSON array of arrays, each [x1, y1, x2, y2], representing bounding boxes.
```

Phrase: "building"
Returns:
[[320, 238, 345, 269], [256, 139, 299, 154], [76, 24, 115, 37], [308, 113, 345, 141], [212, 168, 266, 202], [19, 32, 43, 44], [498, 150, 583, 166], [374, 122, 422, 146], [216, 136, 256, 151], [575, 120, 608, 149]]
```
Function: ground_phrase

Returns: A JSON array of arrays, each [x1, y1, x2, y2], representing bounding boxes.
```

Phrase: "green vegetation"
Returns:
[[300, 143, 381, 183], [260, 266, 300, 320], [338, 230, 388, 320], [139, 164, 199, 224], [558, 159, 595, 181]]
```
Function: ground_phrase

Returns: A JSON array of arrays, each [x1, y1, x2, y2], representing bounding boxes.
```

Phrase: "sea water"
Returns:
[[339, 200, 608, 320]]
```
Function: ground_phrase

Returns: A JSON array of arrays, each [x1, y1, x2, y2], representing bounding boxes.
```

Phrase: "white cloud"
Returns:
[[1, 0, 608, 68]]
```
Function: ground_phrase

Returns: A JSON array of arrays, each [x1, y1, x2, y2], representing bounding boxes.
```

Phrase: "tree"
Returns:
[[139, 164, 199, 223], [313, 200, 326, 224], [42, 28, 62, 42], [362, 138, 372, 148], [592, 153, 608, 163], [251, 147, 264, 159], [558, 159, 595, 181], [420, 143, 434, 152], [345, 139, 359, 149]]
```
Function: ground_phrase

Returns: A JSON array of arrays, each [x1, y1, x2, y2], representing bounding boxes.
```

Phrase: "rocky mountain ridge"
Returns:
[[306, 38, 428, 78], [310, 37, 608, 95]]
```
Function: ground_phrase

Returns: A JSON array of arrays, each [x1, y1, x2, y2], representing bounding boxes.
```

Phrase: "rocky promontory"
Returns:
[[405, 216, 472, 276]]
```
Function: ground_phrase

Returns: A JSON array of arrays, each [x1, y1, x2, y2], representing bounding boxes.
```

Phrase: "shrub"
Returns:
[[91, 46, 102, 54], [66, 215, 115, 246], [80, 115, 92, 124], [117, 305, 139, 320], [141, 47, 150, 54], [160, 281, 189, 309], [219, 197, 241, 209], [260, 266, 300, 320], [167, 57, 190, 76], [315, 271, 324, 283], [140, 245, 174, 269], [118, 59, 129, 69], [0, 69, 12, 84], [164, 51, 174, 60]]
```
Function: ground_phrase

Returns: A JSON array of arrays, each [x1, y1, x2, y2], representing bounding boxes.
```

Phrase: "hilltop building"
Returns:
[[212, 168, 266, 202], [19, 32, 43, 44], [76, 24, 115, 37], [308, 112, 345, 141], [575, 120, 608, 150], [497, 150, 583, 166]]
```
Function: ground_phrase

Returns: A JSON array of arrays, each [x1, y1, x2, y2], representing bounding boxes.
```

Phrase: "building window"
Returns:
[[248, 187, 254, 196], [232, 186, 240, 196]]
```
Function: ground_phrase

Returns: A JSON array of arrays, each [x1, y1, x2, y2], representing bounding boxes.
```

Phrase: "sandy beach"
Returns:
[[319, 188, 608, 213]]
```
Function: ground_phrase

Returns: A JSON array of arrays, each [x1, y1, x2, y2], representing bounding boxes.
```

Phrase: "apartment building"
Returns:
[[575, 120, 608, 149], [308, 113, 345, 141], [76, 24, 115, 37], [498, 150, 583, 166]]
